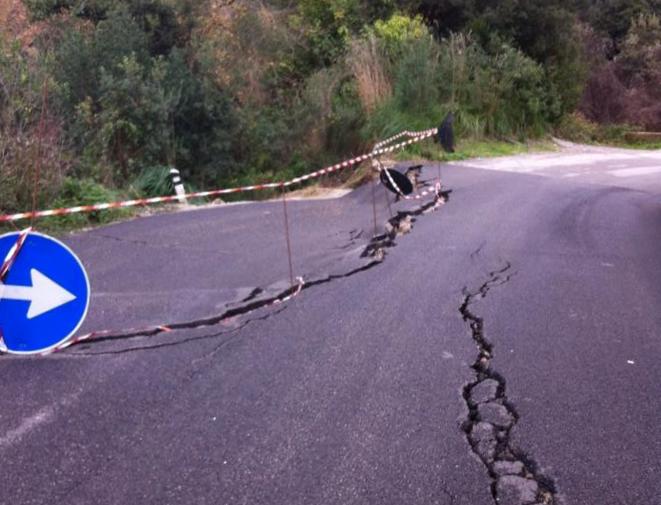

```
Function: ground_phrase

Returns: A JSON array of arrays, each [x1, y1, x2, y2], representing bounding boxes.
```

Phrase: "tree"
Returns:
[[618, 13, 661, 86], [585, 0, 661, 50], [24, 0, 115, 22], [397, 0, 476, 36], [469, 0, 585, 115], [52, 7, 149, 115]]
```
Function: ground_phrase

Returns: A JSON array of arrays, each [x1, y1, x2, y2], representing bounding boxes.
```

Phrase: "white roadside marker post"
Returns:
[[169, 168, 188, 204]]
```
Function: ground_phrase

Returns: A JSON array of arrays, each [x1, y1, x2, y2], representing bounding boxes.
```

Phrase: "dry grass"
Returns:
[[342, 158, 397, 189], [0, 0, 29, 43], [347, 35, 392, 113]]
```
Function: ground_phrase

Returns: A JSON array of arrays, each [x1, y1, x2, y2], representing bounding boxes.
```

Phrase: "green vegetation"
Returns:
[[1, 0, 659, 225], [395, 139, 557, 164], [556, 113, 661, 148]]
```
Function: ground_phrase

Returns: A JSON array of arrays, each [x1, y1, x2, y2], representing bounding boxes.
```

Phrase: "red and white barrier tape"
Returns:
[[39, 276, 305, 355], [406, 179, 442, 201], [0, 129, 438, 224], [371, 132, 443, 202], [0, 227, 31, 281], [372, 127, 437, 151]]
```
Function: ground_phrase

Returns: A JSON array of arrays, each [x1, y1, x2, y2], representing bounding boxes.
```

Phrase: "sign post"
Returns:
[[0, 232, 90, 355]]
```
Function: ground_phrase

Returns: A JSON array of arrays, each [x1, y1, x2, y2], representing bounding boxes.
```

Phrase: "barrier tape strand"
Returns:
[[1, 130, 437, 224], [0, 227, 31, 281]]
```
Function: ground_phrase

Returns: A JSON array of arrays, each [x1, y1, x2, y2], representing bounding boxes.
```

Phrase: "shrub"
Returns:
[[300, 66, 347, 152], [293, 0, 366, 67], [325, 77, 366, 156], [372, 13, 428, 56], [392, 34, 440, 114], [579, 64, 627, 124], [47, 177, 131, 227], [555, 112, 640, 144], [579, 13, 661, 131], [45, 7, 238, 189], [555, 112, 601, 143], [361, 30, 554, 141], [131, 165, 173, 197], [0, 41, 69, 214]]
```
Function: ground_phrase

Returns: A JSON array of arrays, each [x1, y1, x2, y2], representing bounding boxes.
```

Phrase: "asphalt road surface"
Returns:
[[1, 144, 660, 505]]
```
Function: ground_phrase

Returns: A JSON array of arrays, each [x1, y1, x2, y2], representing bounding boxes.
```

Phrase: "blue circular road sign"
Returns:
[[0, 232, 90, 355]]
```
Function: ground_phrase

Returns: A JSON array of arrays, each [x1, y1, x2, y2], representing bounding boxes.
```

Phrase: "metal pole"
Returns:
[[281, 186, 295, 287], [31, 80, 48, 227], [371, 176, 378, 237], [384, 184, 393, 218]]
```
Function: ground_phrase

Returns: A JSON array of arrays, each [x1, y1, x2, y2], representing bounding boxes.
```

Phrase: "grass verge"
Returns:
[[394, 138, 557, 162]]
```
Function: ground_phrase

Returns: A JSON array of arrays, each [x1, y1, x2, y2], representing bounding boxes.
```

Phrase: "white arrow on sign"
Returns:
[[0, 268, 77, 319]]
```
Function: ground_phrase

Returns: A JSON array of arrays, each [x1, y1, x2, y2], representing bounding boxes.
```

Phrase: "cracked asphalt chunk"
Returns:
[[362, 190, 448, 259], [470, 379, 499, 404], [493, 461, 525, 477], [496, 476, 539, 505], [469, 422, 497, 461], [477, 402, 514, 428]]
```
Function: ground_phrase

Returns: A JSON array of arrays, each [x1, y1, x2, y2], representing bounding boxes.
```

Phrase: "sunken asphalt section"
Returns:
[[1, 149, 660, 505], [65, 176, 424, 336]]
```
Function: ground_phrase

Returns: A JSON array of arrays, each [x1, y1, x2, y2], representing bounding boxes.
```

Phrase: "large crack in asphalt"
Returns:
[[53, 185, 450, 355], [362, 188, 450, 259], [459, 264, 559, 505], [71, 307, 288, 357]]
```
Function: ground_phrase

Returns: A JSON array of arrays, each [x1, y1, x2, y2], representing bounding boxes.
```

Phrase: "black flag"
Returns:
[[438, 112, 455, 153]]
